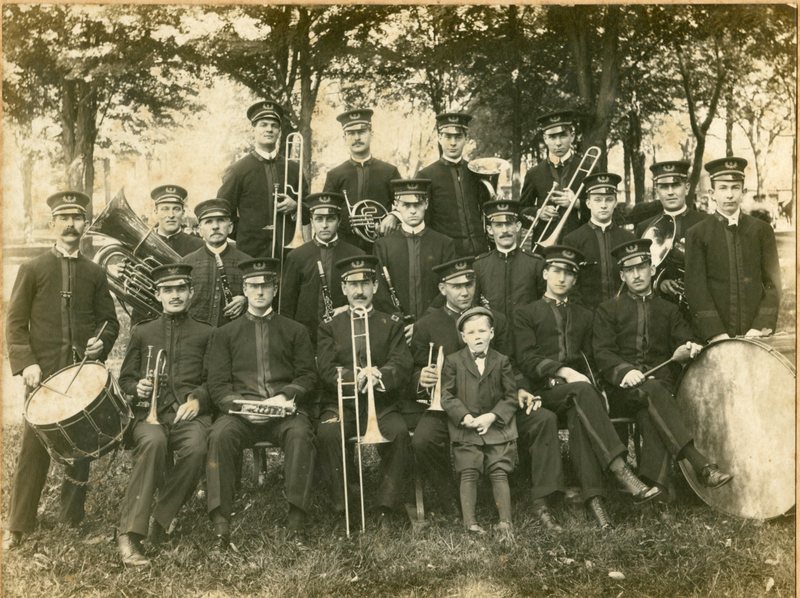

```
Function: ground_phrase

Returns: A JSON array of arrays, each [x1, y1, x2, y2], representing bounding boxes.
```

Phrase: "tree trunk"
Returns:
[[60, 79, 98, 218], [103, 157, 111, 205], [22, 152, 34, 242], [509, 6, 522, 200], [628, 109, 645, 204], [622, 136, 632, 204], [725, 84, 734, 157]]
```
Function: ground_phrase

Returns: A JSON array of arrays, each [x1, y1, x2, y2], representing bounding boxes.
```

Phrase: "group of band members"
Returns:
[[3, 102, 783, 565]]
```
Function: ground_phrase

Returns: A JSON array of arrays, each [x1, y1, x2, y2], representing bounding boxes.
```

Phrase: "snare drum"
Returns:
[[676, 334, 796, 519], [25, 362, 133, 465]]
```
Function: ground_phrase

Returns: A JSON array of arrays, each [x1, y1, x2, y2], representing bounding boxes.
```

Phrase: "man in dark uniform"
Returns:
[[515, 246, 661, 530], [594, 239, 733, 493], [373, 179, 456, 341], [563, 172, 635, 310], [116, 264, 212, 566], [408, 257, 540, 517], [182, 199, 250, 327], [217, 100, 309, 258], [635, 160, 708, 305], [685, 157, 781, 341], [520, 110, 589, 242], [4, 191, 119, 550], [323, 108, 403, 249], [130, 185, 205, 325], [415, 112, 490, 257], [206, 258, 317, 545], [280, 192, 364, 344], [473, 200, 545, 327], [316, 255, 413, 522]]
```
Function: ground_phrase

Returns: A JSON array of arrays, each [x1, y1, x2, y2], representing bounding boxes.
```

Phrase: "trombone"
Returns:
[[520, 146, 602, 252], [336, 306, 389, 537]]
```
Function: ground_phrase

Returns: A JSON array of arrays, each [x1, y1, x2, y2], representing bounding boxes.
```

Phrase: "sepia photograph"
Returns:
[[1, 3, 796, 596]]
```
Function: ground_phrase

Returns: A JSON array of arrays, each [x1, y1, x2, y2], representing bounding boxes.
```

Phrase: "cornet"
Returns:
[[145, 348, 167, 425], [336, 305, 389, 537], [428, 345, 445, 412]]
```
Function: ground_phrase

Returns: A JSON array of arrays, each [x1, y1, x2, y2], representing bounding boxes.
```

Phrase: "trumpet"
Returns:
[[229, 398, 297, 420], [520, 146, 602, 252], [336, 305, 389, 537], [342, 190, 388, 244], [145, 348, 167, 425]]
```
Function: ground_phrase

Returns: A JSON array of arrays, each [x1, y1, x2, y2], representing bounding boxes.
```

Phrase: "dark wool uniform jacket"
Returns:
[[409, 304, 513, 391], [181, 244, 252, 327], [416, 158, 490, 257], [280, 237, 364, 343], [563, 222, 635, 310], [6, 248, 119, 377], [519, 154, 587, 237], [685, 212, 781, 340], [317, 308, 413, 416], [217, 151, 309, 258], [473, 247, 545, 326], [514, 297, 595, 391], [593, 292, 695, 389], [207, 311, 317, 415], [373, 227, 456, 321], [323, 158, 402, 249], [441, 347, 519, 445], [119, 312, 213, 422], [156, 230, 205, 257]]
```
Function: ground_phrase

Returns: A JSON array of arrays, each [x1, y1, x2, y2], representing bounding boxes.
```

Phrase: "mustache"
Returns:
[[352, 294, 367, 300], [62, 227, 79, 235]]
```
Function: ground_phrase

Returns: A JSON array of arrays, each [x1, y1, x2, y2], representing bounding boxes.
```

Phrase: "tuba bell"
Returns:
[[468, 157, 510, 200], [85, 189, 181, 319]]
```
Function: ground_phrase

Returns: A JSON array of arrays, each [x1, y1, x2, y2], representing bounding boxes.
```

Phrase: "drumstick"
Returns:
[[38, 381, 73, 398], [64, 321, 109, 393], [641, 342, 694, 378]]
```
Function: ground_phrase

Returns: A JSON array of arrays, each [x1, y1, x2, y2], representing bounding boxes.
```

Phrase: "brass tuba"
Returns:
[[85, 189, 181, 319], [468, 157, 510, 200]]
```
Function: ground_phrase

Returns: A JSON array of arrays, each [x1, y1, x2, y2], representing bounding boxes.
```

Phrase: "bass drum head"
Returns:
[[26, 363, 109, 425], [676, 337, 796, 519]]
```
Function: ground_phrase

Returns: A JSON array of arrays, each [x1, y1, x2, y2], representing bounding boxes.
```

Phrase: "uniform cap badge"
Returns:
[[166, 186, 176, 193], [63, 194, 76, 203], [663, 164, 675, 172], [563, 249, 575, 259], [455, 261, 467, 270], [625, 245, 637, 254], [254, 261, 266, 270], [725, 160, 737, 169], [351, 260, 365, 269], [350, 112, 361, 120], [598, 175, 609, 183]]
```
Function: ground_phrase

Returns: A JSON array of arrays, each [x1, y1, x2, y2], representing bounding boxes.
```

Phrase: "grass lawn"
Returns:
[[1, 423, 795, 597]]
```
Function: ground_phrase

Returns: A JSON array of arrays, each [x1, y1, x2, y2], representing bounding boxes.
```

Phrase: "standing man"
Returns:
[[217, 99, 308, 259], [594, 239, 733, 494], [473, 200, 545, 327], [520, 110, 588, 241], [373, 179, 456, 339], [4, 191, 119, 550], [636, 160, 708, 305], [182, 199, 250, 327], [130, 185, 205, 325], [563, 172, 635, 310], [415, 112, 490, 257], [323, 108, 403, 249], [515, 246, 661, 529], [280, 192, 364, 344], [206, 258, 318, 546], [117, 264, 212, 566], [316, 256, 413, 523], [685, 157, 781, 341]]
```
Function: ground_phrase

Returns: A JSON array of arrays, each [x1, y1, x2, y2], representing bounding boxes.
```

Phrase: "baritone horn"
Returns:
[[520, 146, 602, 251], [468, 157, 510, 200], [336, 305, 389, 537]]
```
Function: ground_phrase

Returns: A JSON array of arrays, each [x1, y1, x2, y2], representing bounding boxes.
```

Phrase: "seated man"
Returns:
[[514, 246, 660, 530], [316, 255, 413, 525], [594, 239, 733, 495], [117, 264, 212, 566], [206, 258, 317, 546]]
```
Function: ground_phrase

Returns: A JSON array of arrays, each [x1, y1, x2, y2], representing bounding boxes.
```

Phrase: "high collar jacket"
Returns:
[[473, 247, 545, 326]]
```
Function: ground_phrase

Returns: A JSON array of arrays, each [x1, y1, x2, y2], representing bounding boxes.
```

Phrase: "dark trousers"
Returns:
[[612, 379, 693, 486], [317, 406, 411, 511], [541, 382, 627, 501], [515, 408, 564, 500], [411, 410, 457, 509], [8, 423, 90, 533], [206, 413, 316, 518], [119, 417, 209, 536]]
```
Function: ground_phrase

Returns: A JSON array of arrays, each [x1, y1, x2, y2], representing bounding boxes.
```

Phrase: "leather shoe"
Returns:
[[148, 520, 168, 546], [587, 497, 614, 530], [3, 531, 23, 551], [118, 533, 150, 567], [466, 523, 486, 535], [699, 464, 733, 489], [534, 506, 563, 532], [613, 464, 662, 504]]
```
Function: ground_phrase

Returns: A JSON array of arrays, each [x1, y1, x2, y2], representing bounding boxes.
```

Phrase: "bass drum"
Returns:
[[25, 362, 133, 465], [676, 335, 795, 519]]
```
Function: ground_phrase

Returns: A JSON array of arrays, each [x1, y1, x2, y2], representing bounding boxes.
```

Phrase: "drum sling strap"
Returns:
[[59, 257, 78, 365]]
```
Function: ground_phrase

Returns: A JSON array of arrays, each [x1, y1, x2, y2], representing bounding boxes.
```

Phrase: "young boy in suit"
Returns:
[[441, 306, 518, 542]]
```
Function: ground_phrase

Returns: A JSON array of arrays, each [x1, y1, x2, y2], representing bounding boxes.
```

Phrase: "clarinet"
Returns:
[[317, 260, 336, 323], [214, 253, 234, 305], [381, 266, 414, 324]]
